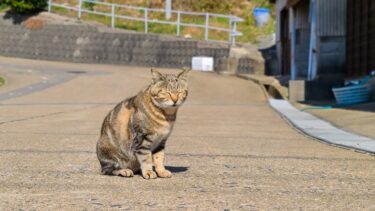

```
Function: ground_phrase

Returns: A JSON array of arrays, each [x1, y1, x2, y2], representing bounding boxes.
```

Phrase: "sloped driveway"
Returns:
[[0, 56, 374, 210]]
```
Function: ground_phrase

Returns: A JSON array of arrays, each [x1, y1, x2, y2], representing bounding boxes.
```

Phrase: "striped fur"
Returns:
[[96, 68, 189, 179]]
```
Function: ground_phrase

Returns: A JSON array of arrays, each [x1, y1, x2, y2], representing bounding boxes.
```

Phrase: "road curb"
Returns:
[[269, 99, 375, 155], [238, 74, 375, 155]]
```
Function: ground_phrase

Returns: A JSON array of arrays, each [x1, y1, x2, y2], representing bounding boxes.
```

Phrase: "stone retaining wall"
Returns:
[[0, 13, 262, 74]]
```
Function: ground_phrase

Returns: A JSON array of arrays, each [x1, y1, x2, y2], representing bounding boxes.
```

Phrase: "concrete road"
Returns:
[[0, 57, 374, 210]]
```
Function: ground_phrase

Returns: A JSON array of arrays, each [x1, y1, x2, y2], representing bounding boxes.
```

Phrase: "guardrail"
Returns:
[[47, 0, 244, 45]]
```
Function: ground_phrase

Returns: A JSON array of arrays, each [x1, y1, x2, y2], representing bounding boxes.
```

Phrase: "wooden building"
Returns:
[[271, 0, 374, 101], [273, 0, 346, 79], [346, 0, 375, 77]]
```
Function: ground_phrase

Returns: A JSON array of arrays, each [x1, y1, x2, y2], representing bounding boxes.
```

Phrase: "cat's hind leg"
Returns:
[[112, 168, 134, 177], [97, 141, 137, 177], [97, 138, 124, 176], [98, 156, 135, 177], [97, 155, 119, 175]]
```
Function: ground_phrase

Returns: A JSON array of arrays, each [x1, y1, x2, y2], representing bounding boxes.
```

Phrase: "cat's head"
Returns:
[[149, 68, 189, 109]]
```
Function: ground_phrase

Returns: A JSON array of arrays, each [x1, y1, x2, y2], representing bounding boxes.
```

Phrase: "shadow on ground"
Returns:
[[3, 9, 43, 25], [165, 166, 189, 173]]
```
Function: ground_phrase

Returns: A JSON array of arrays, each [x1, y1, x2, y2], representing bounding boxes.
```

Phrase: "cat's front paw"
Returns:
[[142, 170, 157, 179], [156, 169, 172, 178]]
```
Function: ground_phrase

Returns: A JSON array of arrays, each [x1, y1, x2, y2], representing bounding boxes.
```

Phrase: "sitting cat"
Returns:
[[96, 68, 189, 179]]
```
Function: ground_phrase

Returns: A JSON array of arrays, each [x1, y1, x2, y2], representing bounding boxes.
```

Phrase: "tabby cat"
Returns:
[[96, 68, 189, 179]]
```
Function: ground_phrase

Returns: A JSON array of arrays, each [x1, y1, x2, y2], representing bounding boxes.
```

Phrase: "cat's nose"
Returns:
[[171, 94, 178, 103]]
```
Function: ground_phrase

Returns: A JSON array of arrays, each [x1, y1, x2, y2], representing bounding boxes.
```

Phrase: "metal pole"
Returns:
[[165, 0, 172, 20], [204, 13, 209, 40], [144, 8, 148, 33], [48, 0, 52, 13], [111, 4, 115, 28], [232, 19, 237, 46], [176, 11, 181, 36], [228, 17, 232, 43], [78, 0, 82, 19]]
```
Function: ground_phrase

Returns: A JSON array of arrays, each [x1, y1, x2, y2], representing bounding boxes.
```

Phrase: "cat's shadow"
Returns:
[[132, 166, 188, 176], [165, 166, 188, 173]]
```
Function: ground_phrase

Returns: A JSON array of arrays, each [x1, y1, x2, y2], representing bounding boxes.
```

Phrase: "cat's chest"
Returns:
[[150, 124, 173, 150]]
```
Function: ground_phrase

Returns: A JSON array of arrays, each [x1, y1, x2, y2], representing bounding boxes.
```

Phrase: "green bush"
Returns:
[[4, 0, 48, 14], [83, 0, 95, 11]]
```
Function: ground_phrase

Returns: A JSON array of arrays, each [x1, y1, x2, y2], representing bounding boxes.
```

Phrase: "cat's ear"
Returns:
[[177, 67, 190, 81], [151, 68, 163, 83]]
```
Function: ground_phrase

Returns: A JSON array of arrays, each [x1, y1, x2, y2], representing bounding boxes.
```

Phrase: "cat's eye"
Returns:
[[158, 92, 169, 97]]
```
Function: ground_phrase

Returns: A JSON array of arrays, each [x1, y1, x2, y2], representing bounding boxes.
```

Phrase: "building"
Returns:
[[271, 0, 375, 101]]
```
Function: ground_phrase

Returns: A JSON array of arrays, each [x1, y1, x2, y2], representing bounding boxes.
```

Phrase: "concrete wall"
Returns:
[[0, 17, 233, 71]]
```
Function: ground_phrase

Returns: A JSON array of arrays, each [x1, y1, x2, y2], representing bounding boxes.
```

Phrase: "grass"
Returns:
[[6, 0, 275, 44], [238, 17, 275, 43], [0, 3, 9, 13]]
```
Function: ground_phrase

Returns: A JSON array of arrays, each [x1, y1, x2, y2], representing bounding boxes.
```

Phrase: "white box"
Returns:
[[192, 56, 214, 71]]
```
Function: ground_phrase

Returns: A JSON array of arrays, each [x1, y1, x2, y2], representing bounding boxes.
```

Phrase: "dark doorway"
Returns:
[[280, 9, 291, 76], [346, 0, 374, 77]]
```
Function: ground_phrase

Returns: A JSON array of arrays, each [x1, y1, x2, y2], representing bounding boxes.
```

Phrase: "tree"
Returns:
[[4, 0, 48, 14]]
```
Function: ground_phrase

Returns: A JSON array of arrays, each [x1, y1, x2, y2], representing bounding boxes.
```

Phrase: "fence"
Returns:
[[47, 0, 244, 45]]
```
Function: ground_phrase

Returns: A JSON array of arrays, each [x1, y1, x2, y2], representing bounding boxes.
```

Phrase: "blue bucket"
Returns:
[[253, 8, 270, 27]]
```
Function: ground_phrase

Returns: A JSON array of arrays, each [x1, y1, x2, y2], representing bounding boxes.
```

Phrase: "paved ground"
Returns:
[[271, 99, 375, 154], [298, 102, 375, 139], [0, 56, 375, 210], [239, 74, 375, 140]]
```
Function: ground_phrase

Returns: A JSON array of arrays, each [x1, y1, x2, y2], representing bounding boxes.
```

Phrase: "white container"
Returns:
[[192, 56, 214, 71]]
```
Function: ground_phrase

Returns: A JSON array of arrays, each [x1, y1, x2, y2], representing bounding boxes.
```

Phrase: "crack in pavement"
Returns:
[[0, 105, 101, 125], [0, 74, 77, 101], [0, 62, 109, 101]]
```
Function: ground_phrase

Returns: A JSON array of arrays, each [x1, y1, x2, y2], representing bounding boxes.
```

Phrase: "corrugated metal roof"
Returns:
[[317, 0, 347, 36]]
